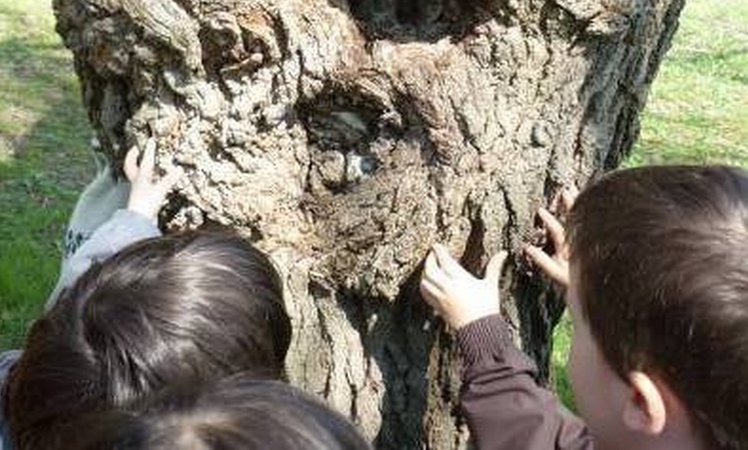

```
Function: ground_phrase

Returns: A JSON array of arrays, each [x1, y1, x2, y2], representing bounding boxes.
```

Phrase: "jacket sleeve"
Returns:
[[458, 315, 594, 450], [61, 155, 130, 261], [45, 209, 161, 311]]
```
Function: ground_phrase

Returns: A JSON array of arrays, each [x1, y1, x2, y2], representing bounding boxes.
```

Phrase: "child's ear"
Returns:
[[622, 371, 667, 435]]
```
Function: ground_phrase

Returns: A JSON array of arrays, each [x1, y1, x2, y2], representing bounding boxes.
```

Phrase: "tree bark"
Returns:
[[52, 0, 684, 448]]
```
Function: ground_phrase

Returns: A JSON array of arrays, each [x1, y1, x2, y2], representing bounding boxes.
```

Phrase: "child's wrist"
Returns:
[[126, 206, 158, 224], [456, 314, 509, 366], [451, 305, 501, 330]]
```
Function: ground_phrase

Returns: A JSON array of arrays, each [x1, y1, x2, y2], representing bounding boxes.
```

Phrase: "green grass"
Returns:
[[550, 314, 576, 411], [0, 0, 746, 414], [627, 0, 748, 166], [0, 0, 93, 351]]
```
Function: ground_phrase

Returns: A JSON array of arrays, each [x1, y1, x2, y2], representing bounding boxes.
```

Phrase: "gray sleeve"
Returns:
[[0, 351, 21, 450], [45, 209, 162, 311], [62, 156, 130, 260], [0, 350, 21, 384]]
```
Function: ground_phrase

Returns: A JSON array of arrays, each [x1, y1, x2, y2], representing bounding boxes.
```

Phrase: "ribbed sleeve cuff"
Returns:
[[456, 314, 512, 367]]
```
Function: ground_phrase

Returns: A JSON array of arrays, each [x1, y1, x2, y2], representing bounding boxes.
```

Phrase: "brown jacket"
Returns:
[[457, 315, 594, 450]]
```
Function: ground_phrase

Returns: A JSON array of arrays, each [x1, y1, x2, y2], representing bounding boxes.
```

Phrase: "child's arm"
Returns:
[[62, 148, 130, 261], [45, 140, 179, 310], [458, 315, 592, 450], [420, 244, 593, 450]]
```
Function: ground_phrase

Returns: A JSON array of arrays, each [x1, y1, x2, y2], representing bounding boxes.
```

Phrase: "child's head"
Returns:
[[68, 375, 372, 450], [6, 231, 292, 449], [566, 166, 748, 449]]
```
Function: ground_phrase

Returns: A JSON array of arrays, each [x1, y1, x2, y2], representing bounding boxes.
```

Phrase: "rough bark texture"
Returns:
[[52, 0, 684, 448]]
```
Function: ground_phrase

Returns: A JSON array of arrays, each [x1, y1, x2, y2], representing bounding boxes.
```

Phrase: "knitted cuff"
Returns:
[[456, 314, 512, 367]]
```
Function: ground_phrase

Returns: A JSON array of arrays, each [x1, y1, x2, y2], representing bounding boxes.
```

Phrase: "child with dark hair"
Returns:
[[420, 166, 748, 450], [0, 141, 292, 449], [0, 139, 173, 449], [68, 374, 371, 450], [5, 229, 292, 448]]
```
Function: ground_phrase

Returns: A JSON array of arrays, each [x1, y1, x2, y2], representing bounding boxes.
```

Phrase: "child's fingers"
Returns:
[[432, 243, 465, 278], [124, 146, 140, 182], [140, 139, 157, 178], [549, 190, 562, 214], [561, 187, 578, 211], [419, 278, 446, 309], [424, 252, 450, 289], [484, 250, 508, 287], [538, 207, 565, 250], [524, 245, 569, 287]]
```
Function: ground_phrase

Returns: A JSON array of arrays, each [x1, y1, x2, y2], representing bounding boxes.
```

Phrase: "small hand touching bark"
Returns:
[[124, 139, 181, 223], [524, 187, 578, 290], [419, 243, 508, 330]]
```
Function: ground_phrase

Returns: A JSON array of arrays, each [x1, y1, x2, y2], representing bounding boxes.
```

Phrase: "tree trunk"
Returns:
[[52, 0, 684, 448]]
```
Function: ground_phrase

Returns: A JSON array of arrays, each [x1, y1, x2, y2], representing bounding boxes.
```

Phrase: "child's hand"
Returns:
[[420, 244, 508, 330], [524, 187, 577, 289], [124, 139, 179, 223]]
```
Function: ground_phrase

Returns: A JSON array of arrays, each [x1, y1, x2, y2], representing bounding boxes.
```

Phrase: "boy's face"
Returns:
[[567, 263, 645, 450]]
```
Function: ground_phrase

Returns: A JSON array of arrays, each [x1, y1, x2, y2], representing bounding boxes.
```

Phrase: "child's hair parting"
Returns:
[[4, 230, 292, 449], [567, 165, 748, 449], [66, 374, 372, 450]]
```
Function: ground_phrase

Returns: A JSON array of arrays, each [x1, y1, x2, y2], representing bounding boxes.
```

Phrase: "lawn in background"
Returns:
[[550, 0, 748, 409], [628, 0, 748, 167], [0, 0, 746, 413], [0, 0, 93, 351]]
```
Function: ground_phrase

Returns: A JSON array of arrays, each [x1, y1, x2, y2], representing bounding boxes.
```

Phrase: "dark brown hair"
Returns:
[[5, 231, 292, 449], [567, 165, 748, 449], [67, 374, 372, 450]]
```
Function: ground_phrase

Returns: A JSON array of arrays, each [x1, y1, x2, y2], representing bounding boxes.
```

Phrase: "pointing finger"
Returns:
[[484, 250, 508, 287], [561, 187, 578, 212], [419, 278, 446, 309], [538, 207, 565, 251], [433, 243, 466, 278], [124, 146, 140, 182], [524, 245, 569, 287], [423, 251, 450, 290], [140, 139, 157, 178]]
